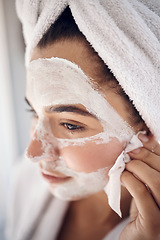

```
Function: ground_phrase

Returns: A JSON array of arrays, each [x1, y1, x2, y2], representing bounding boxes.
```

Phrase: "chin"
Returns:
[[45, 169, 108, 202], [48, 182, 105, 202], [51, 192, 92, 201]]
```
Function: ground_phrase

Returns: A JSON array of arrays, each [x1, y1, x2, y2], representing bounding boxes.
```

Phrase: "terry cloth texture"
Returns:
[[16, 0, 160, 141]]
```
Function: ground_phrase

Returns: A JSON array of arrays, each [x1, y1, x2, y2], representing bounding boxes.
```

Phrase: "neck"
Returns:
[[70, 186, 132, 228]]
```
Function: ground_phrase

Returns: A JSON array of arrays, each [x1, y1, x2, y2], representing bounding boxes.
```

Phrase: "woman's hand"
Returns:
[[120, 133, 160, 240]]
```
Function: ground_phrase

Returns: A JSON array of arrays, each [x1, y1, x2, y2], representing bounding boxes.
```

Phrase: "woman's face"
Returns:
[[26, 39, 144, 200]]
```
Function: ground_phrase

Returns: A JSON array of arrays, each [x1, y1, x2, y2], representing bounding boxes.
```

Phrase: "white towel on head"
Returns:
[[69, 0, 160, 140], [16, 0, 160, 215]]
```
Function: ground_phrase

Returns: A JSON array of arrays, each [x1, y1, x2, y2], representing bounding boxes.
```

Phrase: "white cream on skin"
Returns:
[[26, 57, 135, 214], [26, 57, 134, 143], [41, 158, 110, 201]]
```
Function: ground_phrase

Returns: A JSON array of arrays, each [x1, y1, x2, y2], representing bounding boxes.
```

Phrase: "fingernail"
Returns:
[[138, 133, 149, 143], [130, 148, 141, 154]]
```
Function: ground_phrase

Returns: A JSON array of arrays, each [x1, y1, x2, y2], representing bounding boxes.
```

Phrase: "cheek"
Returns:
[[61, 138, 125, 172]]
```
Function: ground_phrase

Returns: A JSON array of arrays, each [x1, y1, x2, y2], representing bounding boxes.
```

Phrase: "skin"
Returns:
[[27, 103, 126, 173], [120, 134, 160, 240], [28, 39, 160, 240]]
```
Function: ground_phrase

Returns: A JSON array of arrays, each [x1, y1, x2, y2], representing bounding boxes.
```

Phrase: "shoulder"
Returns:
[[5, 158, 49, 239], [5, 158, 69, 240]]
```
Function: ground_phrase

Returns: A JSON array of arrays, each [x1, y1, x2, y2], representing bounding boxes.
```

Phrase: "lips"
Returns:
[[40, 169, 71, 184]]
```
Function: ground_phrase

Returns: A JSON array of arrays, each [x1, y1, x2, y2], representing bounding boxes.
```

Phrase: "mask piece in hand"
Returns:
[[104, 132, 144, 217]]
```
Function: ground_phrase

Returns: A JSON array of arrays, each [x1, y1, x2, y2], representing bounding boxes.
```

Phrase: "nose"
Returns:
[[27, 138, 43, 158], [26, 131, 60, 162]]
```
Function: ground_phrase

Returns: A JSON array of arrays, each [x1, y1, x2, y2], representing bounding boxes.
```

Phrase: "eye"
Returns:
[[60, 122, 84, 132], [26, 108, 38, 118]]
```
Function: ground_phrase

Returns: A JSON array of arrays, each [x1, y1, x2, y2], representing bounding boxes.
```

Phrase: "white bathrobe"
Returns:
[[5, 158, 129, 240]]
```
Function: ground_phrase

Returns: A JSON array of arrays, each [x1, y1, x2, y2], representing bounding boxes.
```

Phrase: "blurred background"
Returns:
[[0, 0, 31, 239]]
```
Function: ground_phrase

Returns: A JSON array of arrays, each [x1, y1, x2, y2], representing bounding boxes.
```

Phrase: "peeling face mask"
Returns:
[[41, 157, 110, 201], [26, 57, 134, 204]]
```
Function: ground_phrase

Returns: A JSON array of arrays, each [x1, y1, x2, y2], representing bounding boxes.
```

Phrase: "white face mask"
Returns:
[[26, 57, 134, 203], [40, 156, 110, 201]]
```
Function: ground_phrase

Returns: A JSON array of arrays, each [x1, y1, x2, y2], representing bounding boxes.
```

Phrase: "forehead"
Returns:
[[31, 39, 101, 83], [26, 57, 105, 119]]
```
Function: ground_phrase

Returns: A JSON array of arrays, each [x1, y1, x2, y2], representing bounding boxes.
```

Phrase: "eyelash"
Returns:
[[60, 122, 85, 132], [26, 108, 38, 118], [26, 107, 85, 132]]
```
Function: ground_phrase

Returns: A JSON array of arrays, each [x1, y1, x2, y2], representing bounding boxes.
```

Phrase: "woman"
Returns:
[[7, 1, 160, 240]]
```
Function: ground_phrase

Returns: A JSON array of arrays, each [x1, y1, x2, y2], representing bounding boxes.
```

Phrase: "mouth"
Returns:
[[40, 169, 71, 184]]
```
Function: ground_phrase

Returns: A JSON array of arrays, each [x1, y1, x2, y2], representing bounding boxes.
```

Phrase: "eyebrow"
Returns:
[[25, 97, 35, 110], [25, 97, 31, 106], [50, 105, 96, 118], [25, 97, 96, 118]]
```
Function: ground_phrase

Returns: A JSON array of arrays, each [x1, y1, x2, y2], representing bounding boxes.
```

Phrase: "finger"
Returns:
[[129, 199, 139, 222], [129, 148, 160, 172], [121, 171, 160, 238], [121, 171, 160, 220], [138, 133, 160, 156], [126, 160, 160, 208]]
